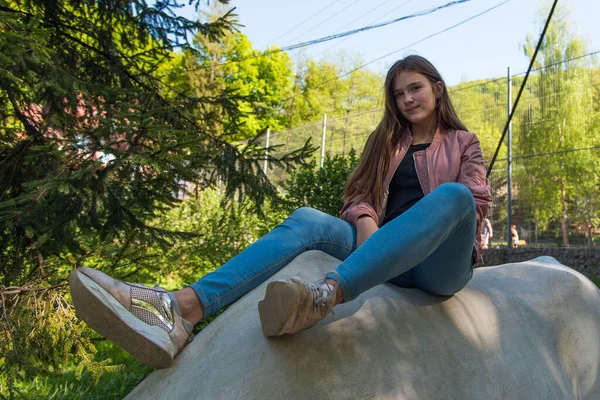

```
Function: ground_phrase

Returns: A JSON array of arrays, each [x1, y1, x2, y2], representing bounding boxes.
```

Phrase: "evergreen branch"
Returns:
[[4, 2, 271, 182], [2, 3, 234, 112], [0, 282, 68, 296], [0, 139, 32, 201], [103, 186, 199, 243], [1, 82, 42, 139], [109, 228, 138, 270], [1, 291, 19, 359], [51, 24, 221, 149], [115, 267, 144, 281], [0, 5, 26, 15], [25, 237, 47, 281]]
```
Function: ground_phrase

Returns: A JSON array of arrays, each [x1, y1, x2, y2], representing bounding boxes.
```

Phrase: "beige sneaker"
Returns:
[[69, 267, 194, 368], [258, 273, 339, 338]]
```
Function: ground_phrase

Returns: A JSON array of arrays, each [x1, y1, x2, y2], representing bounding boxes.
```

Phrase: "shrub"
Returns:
[[284, 150, 359, 217]]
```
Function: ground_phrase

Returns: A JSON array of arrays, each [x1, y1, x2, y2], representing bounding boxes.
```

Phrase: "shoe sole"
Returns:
[[69, 269, 176, 369], [258, 281, 301, 338]]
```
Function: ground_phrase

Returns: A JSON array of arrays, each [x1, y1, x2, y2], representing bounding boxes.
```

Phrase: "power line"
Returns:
[[283, 0, 368, 47], [265, 48, 598, 145], [449, 76, 508, 93], [281, 0, 511, 103], [442, 48, 600, 94], [281, 0, 471, 52], [342, 1, 511, 79], [487, 145, 600, 164], [328, 0, 397, 36], [312, 0, 413, 60], [269, 0, 344, 45], [270, 48, 599, 136], [514, 48, 600, 76], [181, 0, 471, 73]]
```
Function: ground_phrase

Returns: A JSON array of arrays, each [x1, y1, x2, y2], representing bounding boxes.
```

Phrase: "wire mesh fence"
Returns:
[[488, 148, 599, 249], [259, 51, 600, 247]]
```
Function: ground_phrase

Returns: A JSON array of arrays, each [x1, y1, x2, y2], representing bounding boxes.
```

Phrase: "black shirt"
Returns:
[[382, 143, 431, 226]]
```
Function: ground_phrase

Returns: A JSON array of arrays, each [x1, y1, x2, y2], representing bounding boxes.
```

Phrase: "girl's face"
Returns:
[[393, 71, 442, 126]]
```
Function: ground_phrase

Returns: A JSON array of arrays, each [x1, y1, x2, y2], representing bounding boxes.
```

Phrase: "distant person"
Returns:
[[69, 55, 492, 369], [511, 224, 519, 248], [481, 217, 493, 249]]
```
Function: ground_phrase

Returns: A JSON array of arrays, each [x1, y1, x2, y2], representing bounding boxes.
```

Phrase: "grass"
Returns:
[[7, 341, 151, 400], [8, 310, 227, 399]]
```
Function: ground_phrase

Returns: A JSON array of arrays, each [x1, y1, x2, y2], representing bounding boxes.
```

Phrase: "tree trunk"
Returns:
[[558, 123, 568, 247]]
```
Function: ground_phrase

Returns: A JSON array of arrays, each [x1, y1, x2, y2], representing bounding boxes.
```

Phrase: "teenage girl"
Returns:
[[70, 55, 492, 369]]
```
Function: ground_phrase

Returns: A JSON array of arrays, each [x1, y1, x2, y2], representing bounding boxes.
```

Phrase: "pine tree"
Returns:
[[0, 0, 313, 393]]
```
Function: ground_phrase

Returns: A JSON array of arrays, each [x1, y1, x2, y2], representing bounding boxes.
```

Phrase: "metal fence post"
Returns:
[[320, 113, 327, 168], [263, 127, 270, 174], [507, 67, 513, 248]]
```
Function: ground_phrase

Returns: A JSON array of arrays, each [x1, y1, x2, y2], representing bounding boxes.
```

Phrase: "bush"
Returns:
[[284, 150, 359, 216], [140, 188, 289, 289]]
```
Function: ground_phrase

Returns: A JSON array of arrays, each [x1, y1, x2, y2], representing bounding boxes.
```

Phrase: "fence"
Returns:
[[258, 51, 600, 248]]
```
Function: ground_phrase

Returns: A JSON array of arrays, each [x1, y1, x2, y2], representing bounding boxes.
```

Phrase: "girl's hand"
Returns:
[[356, 216, 379, 248]]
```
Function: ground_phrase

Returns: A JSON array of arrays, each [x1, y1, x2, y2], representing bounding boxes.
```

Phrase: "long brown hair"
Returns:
[[343, 55, 467, 217]]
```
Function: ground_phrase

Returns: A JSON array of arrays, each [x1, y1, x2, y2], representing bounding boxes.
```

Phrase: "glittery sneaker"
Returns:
[[258, 273, 339, 337], [69, 267, 194, 368]]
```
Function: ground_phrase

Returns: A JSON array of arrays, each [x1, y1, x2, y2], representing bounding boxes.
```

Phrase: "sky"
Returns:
[[177, 0, 600, 86]]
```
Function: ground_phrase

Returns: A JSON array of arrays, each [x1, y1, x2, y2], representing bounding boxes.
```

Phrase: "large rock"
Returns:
[[127, 251, 600, 400]]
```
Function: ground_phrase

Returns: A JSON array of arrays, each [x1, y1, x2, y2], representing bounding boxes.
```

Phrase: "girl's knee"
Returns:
[[285, 207, 327, 238], [290, 207, 320, 221], [436, 182, 470, 198], [435, 183, 475, 212]]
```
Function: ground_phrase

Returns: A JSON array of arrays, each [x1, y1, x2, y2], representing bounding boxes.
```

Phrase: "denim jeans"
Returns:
[[190, 182, 476, 318]]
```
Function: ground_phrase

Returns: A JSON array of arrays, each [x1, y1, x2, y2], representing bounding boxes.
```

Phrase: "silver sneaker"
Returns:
[[258, 273, 339, 338], [69, 267, 194, 368]]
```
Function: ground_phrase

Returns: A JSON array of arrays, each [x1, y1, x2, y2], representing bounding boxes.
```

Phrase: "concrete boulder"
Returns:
[[127, 251, 600, 400]]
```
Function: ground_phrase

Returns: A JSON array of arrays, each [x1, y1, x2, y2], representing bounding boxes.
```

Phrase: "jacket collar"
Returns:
[[401, 125, 446, 150], [385, 126, 447, 195]]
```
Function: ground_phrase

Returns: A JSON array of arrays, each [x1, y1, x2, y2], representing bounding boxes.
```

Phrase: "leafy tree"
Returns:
[[450, 78, 509, 160], [516, 2, 599, 246], [293, 54, 382, 124], [266, 54, 383, 185], [178, 3, 296, 141]]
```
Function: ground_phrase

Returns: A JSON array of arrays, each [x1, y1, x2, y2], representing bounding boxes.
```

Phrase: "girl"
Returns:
[[70, 55, 492, 369]]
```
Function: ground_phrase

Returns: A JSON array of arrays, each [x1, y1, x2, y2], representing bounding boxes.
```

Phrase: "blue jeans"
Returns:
[[190, 182, 476, 318]]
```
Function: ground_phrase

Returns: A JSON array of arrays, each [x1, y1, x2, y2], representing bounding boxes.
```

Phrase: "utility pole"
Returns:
[[320, 114, 327, 168], [263, 127, 270, 175], [507, 67, 513, 248]]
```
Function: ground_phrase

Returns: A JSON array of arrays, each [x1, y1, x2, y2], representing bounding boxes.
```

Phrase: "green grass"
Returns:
[[8, 341, 151, 399]]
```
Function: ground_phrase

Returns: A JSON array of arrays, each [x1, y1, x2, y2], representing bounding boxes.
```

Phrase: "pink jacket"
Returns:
[[340, 128, 492, 266]]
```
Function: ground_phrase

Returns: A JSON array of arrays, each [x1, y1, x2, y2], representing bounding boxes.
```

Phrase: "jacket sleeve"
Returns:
[[340, 197, 379, 227], [458, 133, 492, 252]]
